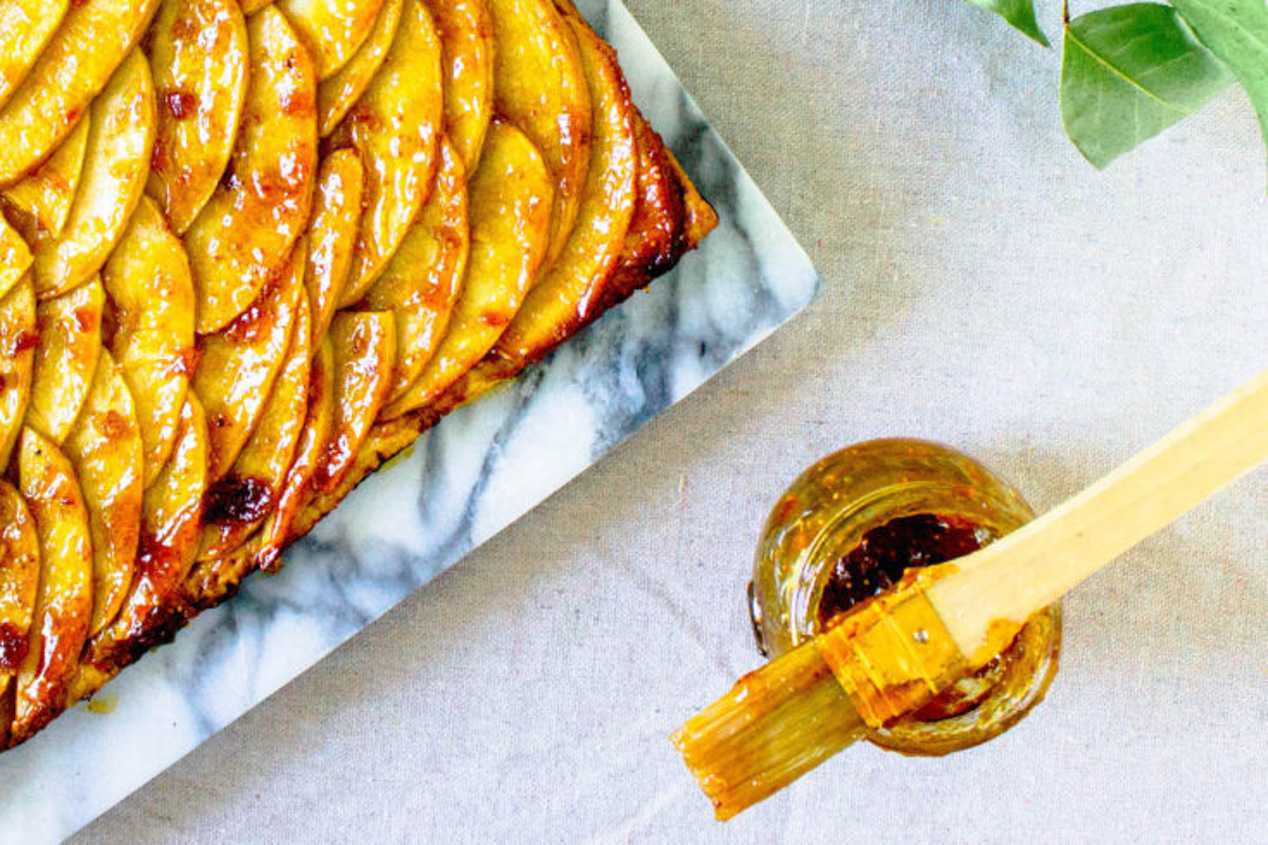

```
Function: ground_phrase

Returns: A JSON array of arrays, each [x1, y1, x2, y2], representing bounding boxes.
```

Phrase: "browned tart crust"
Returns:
[[0, 0, 714, 749]]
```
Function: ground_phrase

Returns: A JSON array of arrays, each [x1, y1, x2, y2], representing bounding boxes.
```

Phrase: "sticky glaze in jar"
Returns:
[[748, 438, 1061, 756]]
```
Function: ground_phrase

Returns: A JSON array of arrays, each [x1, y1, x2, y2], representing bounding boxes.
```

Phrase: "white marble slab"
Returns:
[[0, 2, 818, 840]]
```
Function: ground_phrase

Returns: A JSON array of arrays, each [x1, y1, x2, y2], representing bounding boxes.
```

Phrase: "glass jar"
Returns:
[[748, 438, 1061, 757]]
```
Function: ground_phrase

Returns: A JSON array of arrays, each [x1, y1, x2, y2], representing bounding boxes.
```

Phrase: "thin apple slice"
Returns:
[[63, 351, 144, 637], [317, 0, 404, 136], [279, 0, 386, 79], [330, 0, 443, 304], [26, 278, 106, 445], [145, 0, 250, 236], [0, 482, 39, 703], [198, 288, 311, 561], [254, 336, 334, 572], [0, 0, 161, 187], [485, 0, 590, 268], [241, 0, 273, 11], [427, 0, 493, 172], [2, 117, 90, 240], [0, 1, 70, 112], [468, 15, 636, 384], [102, 196, 196, 488], [364, 137, 468, 403], [0, 216, 32, 307], [193, 240, 303, 481], [0, 279, 35, 470], [184, 6, 317, 334], [31, 51, 157, 300], [380, 121, 552, 419], [12, 427, 93, 742], [313, 310, 395, 493], [304, 148, 364, 344], [88, 395, 207, 667]]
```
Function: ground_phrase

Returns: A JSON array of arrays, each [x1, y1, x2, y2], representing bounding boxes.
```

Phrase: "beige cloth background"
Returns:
[[78, 0, 1266, 841]]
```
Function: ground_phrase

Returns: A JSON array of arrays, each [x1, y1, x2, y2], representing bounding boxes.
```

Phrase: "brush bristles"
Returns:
[[671, 640, 865, 820]]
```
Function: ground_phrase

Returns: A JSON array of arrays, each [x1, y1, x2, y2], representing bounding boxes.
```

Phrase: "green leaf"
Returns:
[[964, 0, 1051, 46], [1169, 0, 1268, 176], [1060, 3, 1234, 168]]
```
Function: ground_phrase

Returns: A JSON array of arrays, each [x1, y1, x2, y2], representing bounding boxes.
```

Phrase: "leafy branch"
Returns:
[[962, 0, 1268, 170]]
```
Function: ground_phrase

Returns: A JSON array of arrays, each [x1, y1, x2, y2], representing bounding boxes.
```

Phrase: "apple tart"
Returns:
[[0, 0, 715, 748]]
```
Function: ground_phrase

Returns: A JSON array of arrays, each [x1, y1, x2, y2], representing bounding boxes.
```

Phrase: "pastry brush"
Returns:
[[672, 368, 1268, 820]]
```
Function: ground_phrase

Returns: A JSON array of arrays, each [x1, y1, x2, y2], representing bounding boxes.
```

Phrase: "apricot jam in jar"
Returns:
[[748, 439, 1061, 756]]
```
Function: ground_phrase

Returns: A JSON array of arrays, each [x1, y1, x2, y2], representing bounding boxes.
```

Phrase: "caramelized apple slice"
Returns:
[[13, 428, 93, 742], [197, 289, 311, 561], [380, 121, 552, 419], [428, 0, 493, 172], [0, 1, 69, 112], [63, 351, 144, 637], [102, 197, 196, 488], [331, 0, 443, 303], [26, 278, 106, 445], [318, 0, 404, 136], [365, 137, 469, 403], [31, 52, 156, 300], [193, 240, 303, 481], [0, 0, 161, 187], [314, 311, 395, 493], [0, 279, 34, 470], [466, 14, 637, 387], [88, 395, 207, 666], [145, 0, 250, 235], [0, 482, 39, 706], [485, 0, 590, 267], [241, 0, 273, 11], [2, 117, 90, 240], [255, 337, 334, 572], [184, 6, 317, 334], [280, 0, 387, 79], [0, 218, 32, 308], [304, 148, 365, 344]]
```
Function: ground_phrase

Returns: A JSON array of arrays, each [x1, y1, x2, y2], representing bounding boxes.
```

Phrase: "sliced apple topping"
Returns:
[[2, 117, 91, 241], [30, 51, 157, 301], [381, 121, 553, 419], [193, 239, 304, 481], [485, 0, 591, 268], [0, 279, 35, 471], [280, 0, 388, 79], [0, 0, 70, 112], [0, 0, 161, 187], [198, 288, 312, 562], [0, 482, 39, 705], [365, 137, 469, 403], [304, 148, 365, 344], [184, 6, 317, 334], [102, 196, 196, 488], [254, 337, 335, 573], [26, 278, 106, 445], [460, 14, 637, 404], [13, 428, 93, 742], [63, 351, 144, 638], [0, 218, 32, 303], [427, 0, 493, 172], [330, 0, 444, 303], [145, 0, 250, 236], [88, 394, 207, 666], [318, 0, 404, 137], [314, 310, 396, 493]]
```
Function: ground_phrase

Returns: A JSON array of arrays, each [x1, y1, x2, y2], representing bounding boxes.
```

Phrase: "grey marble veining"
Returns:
[[0, 2, 818, 840]]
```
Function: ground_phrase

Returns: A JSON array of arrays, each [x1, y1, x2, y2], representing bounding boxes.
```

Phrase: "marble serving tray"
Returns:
[[0, 2, 819, 840]]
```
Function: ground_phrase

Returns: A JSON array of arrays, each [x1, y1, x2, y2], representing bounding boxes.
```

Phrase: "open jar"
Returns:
[[748, 438, 1061, 756]]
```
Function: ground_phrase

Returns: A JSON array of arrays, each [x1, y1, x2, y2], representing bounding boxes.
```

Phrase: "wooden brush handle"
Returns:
[[927, 369, 1268, 664]]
